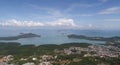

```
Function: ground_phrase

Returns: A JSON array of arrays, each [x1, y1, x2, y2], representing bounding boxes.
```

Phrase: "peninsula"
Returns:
[[0, 33, 40, 40], [67, 34, 120, 42]]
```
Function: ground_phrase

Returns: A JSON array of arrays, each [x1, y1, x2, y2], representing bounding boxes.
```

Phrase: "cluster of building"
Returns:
[[64, 47, 88, 55], [0, 45, 120, 65], [63, 45, 120, 57], [0, 55, 56, 65], [0, 55, 14, 65], [88, 45, 120, 57], [22, 55, 56, 65]]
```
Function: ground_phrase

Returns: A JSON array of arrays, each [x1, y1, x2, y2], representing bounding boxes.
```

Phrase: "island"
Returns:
[[0, 33, 40, 40], [67, 34, 120, 42]]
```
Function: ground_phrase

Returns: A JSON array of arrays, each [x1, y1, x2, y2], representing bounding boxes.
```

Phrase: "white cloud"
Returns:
[[0, 18, 78, 28], [66, 0, 108, 12], [99, 7, 120, 14], [46, 18, 77, 27], [47, 10, 63, 17], [0, 19, 44, 27], [30, 4, 64, 18], [88, 24, 93, 28], [103, 18, 120, 21], [66, 4, 94, 12]]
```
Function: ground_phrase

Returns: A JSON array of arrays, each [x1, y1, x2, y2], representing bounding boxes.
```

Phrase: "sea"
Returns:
[[0, 28, 120, 45]]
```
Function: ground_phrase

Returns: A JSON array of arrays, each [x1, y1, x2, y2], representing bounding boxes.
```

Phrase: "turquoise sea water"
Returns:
[[0, 29, 120, 45]]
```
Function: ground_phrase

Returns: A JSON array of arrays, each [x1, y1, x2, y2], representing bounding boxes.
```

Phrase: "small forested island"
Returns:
[[0, 33, 40, 40], [0, 42, 120, 65]]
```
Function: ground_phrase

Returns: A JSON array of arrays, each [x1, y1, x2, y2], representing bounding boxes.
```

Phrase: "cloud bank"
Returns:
[[0, 18, 78, 28], [0, 19, 44, 27]]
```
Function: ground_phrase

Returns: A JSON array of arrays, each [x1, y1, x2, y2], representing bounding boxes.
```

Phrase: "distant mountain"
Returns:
[[0, 33, 40, 40]]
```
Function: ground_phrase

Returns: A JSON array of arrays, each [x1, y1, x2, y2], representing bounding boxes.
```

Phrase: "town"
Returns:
[[0, 42, 120, 65]]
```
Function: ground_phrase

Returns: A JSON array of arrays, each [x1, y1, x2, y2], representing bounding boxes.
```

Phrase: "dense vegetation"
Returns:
[[0, 42, 90, 57]]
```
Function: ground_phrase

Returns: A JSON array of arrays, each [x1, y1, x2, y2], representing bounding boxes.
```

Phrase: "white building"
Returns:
[[23, 62, 35, 65], [39, 62, 52, 65]]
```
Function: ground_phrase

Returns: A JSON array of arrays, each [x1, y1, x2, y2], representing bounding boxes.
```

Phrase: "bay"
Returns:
[[0, 29, 120, 45]]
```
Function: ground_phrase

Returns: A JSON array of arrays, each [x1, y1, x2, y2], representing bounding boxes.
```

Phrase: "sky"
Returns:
[[0, 0, 120, 30]]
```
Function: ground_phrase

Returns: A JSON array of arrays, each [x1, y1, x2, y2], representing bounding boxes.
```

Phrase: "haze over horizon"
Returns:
[[0, 0, 120, 30]]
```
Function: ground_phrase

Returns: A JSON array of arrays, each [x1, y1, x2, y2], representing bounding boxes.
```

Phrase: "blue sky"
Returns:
[[0, 0, 120, 30]]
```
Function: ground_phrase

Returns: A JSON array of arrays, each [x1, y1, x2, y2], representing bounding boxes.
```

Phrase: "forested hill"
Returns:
[[0, 33, 40, 40]]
